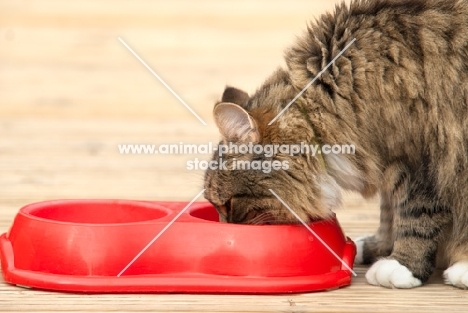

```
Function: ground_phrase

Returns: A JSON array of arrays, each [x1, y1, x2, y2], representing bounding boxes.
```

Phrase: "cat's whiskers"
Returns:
[[247, 211, 275, 225]]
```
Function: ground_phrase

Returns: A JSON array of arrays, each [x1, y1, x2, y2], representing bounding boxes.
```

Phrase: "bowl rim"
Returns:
[[18, 199, 174, 226], [16, 199, 340, 230]]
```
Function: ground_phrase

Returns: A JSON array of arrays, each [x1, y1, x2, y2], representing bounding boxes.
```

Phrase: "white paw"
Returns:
[[443, 261, 468, 289], [366, 259, 422, 288], [354, 235, 371, 264]]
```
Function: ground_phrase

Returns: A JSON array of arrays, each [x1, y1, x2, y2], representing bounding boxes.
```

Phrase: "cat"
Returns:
[[204, 0, 468, 289]]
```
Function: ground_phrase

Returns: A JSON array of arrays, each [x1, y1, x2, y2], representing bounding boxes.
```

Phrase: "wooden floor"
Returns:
[[0, 0, 467, 312]]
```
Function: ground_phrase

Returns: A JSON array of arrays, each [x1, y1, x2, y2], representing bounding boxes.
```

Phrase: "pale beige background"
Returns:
[[0, 1, 465, 312]]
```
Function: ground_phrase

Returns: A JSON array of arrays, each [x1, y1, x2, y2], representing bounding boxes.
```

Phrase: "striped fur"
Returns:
[[204, 0, 468, 288]]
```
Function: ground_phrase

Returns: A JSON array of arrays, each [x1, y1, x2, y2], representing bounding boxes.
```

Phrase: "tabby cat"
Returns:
[[204, 0, 468, 289]]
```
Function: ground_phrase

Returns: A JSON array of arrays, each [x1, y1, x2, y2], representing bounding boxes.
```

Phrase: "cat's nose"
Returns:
[[218, 198, 232, 218], [218, 214, 227, 223]]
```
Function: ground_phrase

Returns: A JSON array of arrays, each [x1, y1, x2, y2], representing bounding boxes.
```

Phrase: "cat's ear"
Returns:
[[213, 103, 260, 143], [221, 86, 250, 108]]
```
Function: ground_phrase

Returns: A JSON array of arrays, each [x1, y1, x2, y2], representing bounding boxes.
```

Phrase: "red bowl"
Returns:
[[0, 200, 355, 293]]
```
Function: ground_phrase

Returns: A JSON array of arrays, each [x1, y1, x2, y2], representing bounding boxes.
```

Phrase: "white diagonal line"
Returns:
[[269, 189, 357, 276], [117, 189, 205, 277], [268, 38, 356, 125], [118, 37, 207, 126]]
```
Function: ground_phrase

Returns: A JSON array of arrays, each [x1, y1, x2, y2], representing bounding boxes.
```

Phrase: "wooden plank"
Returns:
[[0, 0, 467, 312]]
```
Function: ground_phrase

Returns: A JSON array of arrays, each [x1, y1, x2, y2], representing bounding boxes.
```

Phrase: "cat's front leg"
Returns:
[[365, 184, 451, 288], [355, 164, 409, 265], [355, 191, 394, 264]]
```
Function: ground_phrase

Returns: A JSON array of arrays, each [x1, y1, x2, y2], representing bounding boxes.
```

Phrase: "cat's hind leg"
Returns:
[[443, 261, 468, 289], [443, 215, 468, 289]]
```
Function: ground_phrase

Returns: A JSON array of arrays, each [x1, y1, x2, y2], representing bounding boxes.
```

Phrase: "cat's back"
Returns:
[[349, 0, 468, 53], [284, 0, 468, 164], [288, 0, 468, 78], [287, 0, 468, 112]]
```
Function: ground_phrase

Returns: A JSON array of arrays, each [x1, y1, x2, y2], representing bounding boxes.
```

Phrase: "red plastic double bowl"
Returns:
[[0, 200, 355, 293]]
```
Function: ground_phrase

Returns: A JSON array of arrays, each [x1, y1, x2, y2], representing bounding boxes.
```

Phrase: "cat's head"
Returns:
[[204, 73, 343, 224]]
